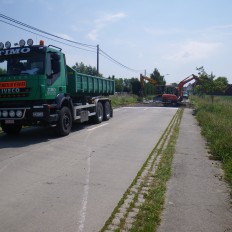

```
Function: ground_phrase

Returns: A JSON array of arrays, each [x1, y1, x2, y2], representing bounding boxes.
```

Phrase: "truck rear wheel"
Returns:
[[103, 101, 111, 121], [1, 123, 22, 135], [56, 106, 73, 136], [93, 102, 103, 124]]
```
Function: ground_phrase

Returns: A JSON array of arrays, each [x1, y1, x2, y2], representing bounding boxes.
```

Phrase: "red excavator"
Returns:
[[162, 74, 199, 104]]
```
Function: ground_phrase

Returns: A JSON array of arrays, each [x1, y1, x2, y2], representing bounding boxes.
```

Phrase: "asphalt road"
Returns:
[[0, 106, 177, 232]]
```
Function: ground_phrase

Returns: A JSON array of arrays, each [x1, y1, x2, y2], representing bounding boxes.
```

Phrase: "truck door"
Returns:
[[46, 52, 63, 98]]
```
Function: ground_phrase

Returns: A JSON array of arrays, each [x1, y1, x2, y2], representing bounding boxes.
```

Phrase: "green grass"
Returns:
[[110, 95, 140, 107], [191, 95, 232, 191]]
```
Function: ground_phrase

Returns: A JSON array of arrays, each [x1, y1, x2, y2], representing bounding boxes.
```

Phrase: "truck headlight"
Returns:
[[5, 41, 11, 49], [27, 39, 33, 46], [19, 39, 26, 47], [16, 110, 23, 118], [9, 110, 15, 118], [2, 110, 8, 117]]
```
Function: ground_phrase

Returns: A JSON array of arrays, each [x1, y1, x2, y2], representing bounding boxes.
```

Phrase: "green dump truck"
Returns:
[[0, 39, 114, 136]]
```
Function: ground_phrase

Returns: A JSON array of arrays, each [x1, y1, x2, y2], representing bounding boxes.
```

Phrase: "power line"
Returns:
[[0, 13, 96, 48], [100, 49, 142, 73], [0, 13, 144, 74], [0, 19, 97, 53]]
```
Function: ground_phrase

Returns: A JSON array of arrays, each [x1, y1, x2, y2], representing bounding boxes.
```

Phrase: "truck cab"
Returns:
[[0, 39, 66, 101], [0, 39, 68, 133]]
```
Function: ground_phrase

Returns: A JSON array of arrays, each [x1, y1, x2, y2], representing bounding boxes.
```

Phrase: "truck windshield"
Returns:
[[0, 54, 45, 76]]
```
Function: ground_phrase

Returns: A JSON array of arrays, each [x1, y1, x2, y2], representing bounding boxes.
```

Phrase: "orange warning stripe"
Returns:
[[0, 81, 26, 89]]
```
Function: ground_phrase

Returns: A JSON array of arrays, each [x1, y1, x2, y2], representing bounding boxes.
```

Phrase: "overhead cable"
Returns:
[[0, 19, 97, 53], [0, 13, 96, 48], [0, 13, 144, 73], [100, 49, 142, 73]]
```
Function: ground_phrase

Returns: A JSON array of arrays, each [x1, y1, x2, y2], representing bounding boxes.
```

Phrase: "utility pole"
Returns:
[[97, 44, 99, 75]]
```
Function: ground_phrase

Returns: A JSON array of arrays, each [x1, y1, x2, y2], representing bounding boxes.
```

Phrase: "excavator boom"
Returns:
[[177, 74, 199, 99], [140, 74, 158, 96], [140, 74, 158, 87]]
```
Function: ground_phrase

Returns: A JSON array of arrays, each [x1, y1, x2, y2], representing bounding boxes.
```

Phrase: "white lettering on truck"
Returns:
[[0, 88, 20, 94], [9, 48, 20, 55], [0, 48, 31, 56]]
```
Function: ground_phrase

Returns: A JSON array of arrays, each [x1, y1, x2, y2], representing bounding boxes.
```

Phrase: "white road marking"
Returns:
[[78, 122, 109, 230], [87, 123, 109, 131], [78, 155, 91, 232]]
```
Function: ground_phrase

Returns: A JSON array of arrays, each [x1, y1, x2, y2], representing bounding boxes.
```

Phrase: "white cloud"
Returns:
[[88, 12, 126, 41], [56, 33, 74, 41], [163, 41, 222, 62], [144, 27, 181, 36]]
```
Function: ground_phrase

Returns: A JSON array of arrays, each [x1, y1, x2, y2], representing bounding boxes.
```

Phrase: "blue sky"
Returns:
[[1, 0, 232, 83]]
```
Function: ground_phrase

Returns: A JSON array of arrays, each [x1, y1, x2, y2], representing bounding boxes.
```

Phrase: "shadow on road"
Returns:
[[0, 123, 90, 149]]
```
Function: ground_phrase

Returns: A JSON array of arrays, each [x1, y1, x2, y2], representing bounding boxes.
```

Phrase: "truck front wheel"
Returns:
[[1, 123, 22, 135], [56, 106, 73, 136]]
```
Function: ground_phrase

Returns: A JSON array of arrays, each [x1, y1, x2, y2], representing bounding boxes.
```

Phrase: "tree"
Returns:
[[195, 66, 229, 102], [144, 82, 156, 95], [123, 78, 131, 92], [213, 77, 228, 94], [130, 78, 141, 95], [150, 68, 166, 85], [72, 62, 102, 76], [115, 78, 124, 92]]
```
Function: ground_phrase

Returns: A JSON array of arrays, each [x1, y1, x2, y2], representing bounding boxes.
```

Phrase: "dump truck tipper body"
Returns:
[[66, 66, 114, 97]]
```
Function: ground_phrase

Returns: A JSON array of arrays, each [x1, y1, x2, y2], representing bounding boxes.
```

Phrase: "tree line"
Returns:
[[1, 61, 230, 96]]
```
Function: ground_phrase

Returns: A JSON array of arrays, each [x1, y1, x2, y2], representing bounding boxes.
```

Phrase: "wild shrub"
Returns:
[[192, 96, 232, 187]]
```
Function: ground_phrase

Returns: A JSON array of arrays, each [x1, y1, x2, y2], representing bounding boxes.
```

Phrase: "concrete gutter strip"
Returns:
[[158, 108, 232, 232]]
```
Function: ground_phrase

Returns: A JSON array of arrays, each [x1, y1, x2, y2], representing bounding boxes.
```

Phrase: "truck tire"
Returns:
[[1, 123, 22, 135], [56, 106, 73, 136], [103, 101, 111, 121], [93, 102, 103, 124]]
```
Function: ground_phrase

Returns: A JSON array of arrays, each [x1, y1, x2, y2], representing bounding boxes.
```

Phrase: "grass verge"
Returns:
[[191, 95, 232, 192], [110, 95, 140, 107]]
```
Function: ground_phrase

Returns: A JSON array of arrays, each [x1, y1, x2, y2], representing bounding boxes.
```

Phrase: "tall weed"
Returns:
[[191, 96, 232, 188]]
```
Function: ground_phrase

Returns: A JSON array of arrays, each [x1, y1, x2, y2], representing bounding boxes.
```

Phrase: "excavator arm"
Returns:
[[140, 74, 158, 96], [177, 74, 199, 99], [140, 74, 158, 87]]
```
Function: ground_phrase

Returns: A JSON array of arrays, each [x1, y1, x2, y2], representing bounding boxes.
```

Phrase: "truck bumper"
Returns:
[[0, 104, 58, 126]]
